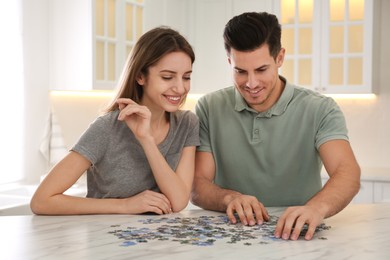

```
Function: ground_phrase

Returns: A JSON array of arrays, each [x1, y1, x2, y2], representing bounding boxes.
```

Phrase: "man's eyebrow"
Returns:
[[233, 66, 245, 71], [233, 64, 269, 71]]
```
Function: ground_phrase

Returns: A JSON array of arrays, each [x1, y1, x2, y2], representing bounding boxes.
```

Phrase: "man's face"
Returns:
[[228, 44, 284, 112]]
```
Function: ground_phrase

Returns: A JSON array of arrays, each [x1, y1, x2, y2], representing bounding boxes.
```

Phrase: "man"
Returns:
[[191, 12, 360, 241]]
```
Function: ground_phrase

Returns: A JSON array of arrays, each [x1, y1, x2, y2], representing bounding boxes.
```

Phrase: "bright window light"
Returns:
[[0, 0, 24, 183]]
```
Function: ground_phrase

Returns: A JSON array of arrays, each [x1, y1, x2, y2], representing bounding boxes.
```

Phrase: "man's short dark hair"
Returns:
[[223, 12, 282, 59]]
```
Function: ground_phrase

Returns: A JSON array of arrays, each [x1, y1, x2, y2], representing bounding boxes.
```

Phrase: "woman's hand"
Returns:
[[117, 98, 152, 140], [122, 190, 172, 215]]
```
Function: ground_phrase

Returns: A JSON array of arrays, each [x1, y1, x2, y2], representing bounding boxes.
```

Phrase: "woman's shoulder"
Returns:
[[172, 110, 199, 126], [87, 110, 121, 132]]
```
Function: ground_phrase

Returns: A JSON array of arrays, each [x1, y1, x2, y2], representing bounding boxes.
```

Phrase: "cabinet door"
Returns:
[[352, 180, 374, 204], [374, 182, 390, 203], [321, 0, 374, 94], [276, 0, 376, 94], [94, 0, 144, 90], [276, 0, 318, 90]]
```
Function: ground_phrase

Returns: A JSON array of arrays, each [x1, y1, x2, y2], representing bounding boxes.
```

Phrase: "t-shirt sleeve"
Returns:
[[195, 96, 212, 153], [183, 111, 201, 147], [315, 98, 349, 149], [71, 116, 110, 165]]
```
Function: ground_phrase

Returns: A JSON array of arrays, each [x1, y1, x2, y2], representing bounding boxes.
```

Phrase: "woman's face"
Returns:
[[138, 51, 193, 113]]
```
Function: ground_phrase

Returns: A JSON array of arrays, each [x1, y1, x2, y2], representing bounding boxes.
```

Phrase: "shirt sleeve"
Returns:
[[315, 98, 349, 149], [195, 96, 212, 153], [182, 111, 201, 147], [71, 116, 110, 165]]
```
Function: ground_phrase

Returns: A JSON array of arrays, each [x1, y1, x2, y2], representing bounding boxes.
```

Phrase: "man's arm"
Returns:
[[191, 151, 269, 225], [275, 139, 360, 240], [309, 139, 361, 217]]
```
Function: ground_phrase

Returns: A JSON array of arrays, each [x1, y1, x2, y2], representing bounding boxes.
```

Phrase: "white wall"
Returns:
[[336, 0, 390, 169], [49, 0, 93, 90], [22, 0, 51, 183], [0, 0, 24, 183]]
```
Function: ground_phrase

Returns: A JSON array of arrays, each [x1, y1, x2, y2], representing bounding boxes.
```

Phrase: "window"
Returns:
[[0, 0, 24, 183]]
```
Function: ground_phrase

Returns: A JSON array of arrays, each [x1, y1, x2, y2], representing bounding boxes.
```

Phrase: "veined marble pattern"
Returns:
[[1, 204, 389, 260]]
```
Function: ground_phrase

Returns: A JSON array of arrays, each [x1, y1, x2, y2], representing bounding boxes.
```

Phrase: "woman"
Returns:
[[30, 26, 199, 215]]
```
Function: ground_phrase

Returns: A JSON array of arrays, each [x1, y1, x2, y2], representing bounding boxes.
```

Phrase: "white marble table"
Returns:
[[1, 204, 389, 260]]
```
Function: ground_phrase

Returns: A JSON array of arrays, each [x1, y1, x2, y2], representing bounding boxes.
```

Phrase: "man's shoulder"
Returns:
[[291, 85, 336, 106]]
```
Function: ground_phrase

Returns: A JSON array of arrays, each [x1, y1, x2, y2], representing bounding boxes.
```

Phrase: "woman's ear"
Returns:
[[136, 74, 145, 86]]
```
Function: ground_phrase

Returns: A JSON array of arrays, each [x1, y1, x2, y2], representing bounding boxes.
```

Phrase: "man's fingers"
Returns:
[[304, 224, 317, 240]]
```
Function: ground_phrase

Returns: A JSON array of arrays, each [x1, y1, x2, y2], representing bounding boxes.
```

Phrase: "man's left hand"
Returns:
[[274, 205, 324, 240]]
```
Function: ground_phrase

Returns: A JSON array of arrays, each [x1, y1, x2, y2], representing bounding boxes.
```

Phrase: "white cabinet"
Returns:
[[352, 180, 374, 204], [50, 0, 144, 90], [374, 182, 390, 203], [275, 0, 380, 94], [354, 181, 390, 203], [322, 168, 390, 204]]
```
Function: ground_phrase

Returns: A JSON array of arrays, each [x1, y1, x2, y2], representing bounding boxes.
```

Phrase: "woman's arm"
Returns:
[[30, 151, 172, 215], [117, 98, 196, 212], [140, 138, 196, 212]]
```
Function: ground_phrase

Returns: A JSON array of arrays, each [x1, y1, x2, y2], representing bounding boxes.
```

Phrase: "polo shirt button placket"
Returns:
[[252, 115, 262, 143], [253, 128, 260, 142]]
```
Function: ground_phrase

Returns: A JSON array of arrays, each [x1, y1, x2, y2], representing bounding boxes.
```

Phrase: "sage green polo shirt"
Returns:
[[195, 78, 349, 206]]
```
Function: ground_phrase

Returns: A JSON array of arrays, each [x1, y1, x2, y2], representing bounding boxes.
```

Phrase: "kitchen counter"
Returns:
[[1, 203, 389, 259]]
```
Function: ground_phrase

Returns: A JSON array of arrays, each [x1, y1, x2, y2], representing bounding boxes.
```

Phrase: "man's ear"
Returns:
[[276, 48, 285, 67]]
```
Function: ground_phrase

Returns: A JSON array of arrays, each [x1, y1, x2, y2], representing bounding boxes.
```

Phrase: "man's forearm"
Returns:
[[191, 178, 241, 212], [306, 170, 360, 218]]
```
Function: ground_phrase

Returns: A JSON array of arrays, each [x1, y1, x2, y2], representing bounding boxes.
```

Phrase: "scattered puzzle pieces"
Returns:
[[108, 214, 331, 247]]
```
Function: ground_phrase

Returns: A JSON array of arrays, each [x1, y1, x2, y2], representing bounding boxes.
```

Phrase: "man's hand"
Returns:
[[274, 205, 325, 240], [226, 194, 269, 226]]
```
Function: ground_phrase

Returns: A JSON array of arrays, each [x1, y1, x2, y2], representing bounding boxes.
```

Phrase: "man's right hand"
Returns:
[[226, 194, 269, 226]]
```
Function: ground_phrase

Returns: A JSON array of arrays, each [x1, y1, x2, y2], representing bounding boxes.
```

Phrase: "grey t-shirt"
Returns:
[[71, 109, 200, 199]]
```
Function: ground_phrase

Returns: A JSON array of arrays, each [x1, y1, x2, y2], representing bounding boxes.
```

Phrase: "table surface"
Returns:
[[1, 203, 389, 260]]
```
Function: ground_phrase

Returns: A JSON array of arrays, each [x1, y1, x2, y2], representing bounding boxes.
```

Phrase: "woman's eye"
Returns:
[[162, 76, 172, 80]]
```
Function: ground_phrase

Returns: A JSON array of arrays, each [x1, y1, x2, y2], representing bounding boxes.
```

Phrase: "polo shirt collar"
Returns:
[[234, 76, 294, 117]]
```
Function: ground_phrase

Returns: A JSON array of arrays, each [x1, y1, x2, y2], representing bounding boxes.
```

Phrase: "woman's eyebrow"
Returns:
[[160, 70, 193, 74]]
